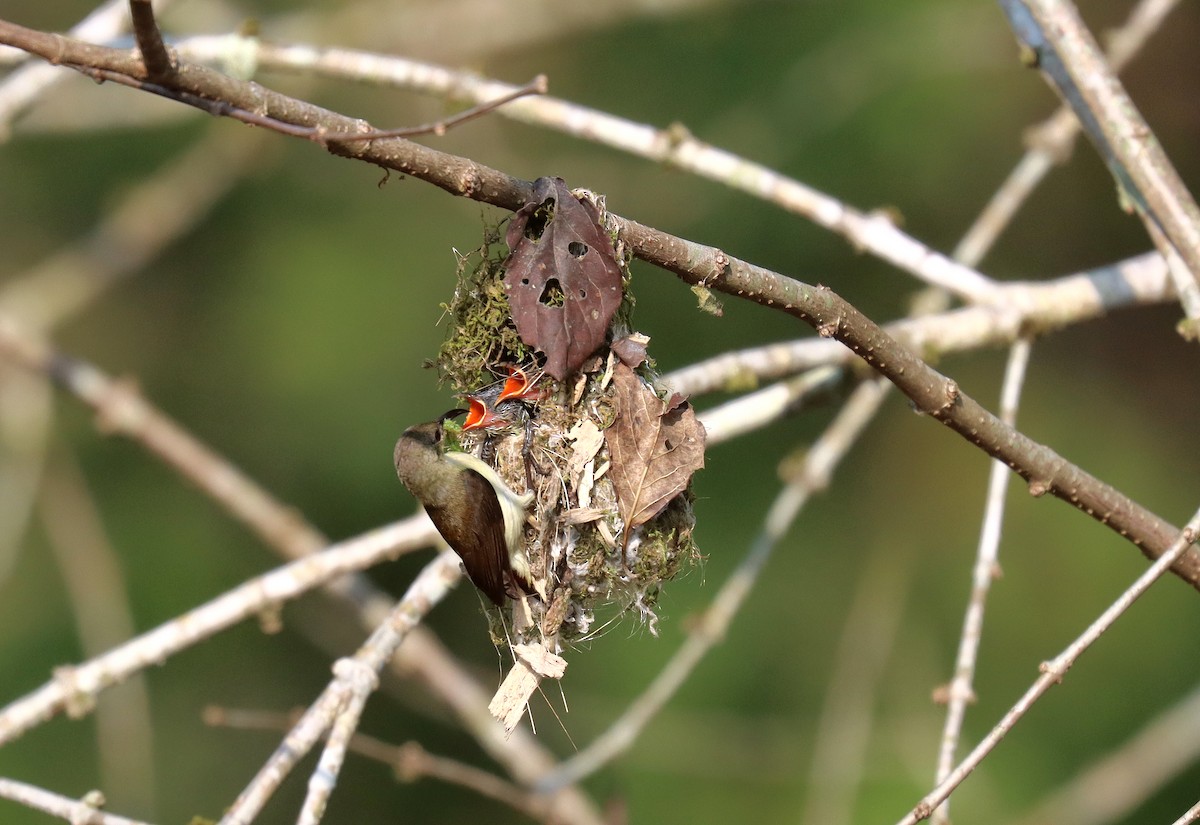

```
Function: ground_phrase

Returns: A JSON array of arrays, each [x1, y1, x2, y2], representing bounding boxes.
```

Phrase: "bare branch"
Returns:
[[1011, 0, 1200, 324], [207, 709, 560, 823], [217, 38, 999, 301], [128, 0, 173, 81], [219, 550, 460, 825], [664, 251, 1170, 397], [930, 337, 1033, 825], [0, 778, 152, 825], [0, 0, 181, 135], [0, 515, 435, 748], [896, 508, 1200, 825], [955, 0, 1184, 267]]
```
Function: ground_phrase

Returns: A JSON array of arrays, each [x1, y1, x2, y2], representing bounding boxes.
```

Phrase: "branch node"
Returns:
[[1027, 478, 1051, 498], [51, 665, 96, 719], [939, 380, 960, 411]]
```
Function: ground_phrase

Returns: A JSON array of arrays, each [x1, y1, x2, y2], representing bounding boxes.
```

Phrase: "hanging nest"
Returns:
[[435, 190, 703, 645]]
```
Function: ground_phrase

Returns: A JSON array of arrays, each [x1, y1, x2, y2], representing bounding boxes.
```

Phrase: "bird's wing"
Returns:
[[425, 465, 509, 606]]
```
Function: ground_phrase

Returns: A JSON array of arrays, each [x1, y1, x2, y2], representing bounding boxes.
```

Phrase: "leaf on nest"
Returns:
[[605, 362, 706, 543], [566, 418, 604, 479], [502, 177, 624, 380], [611, 332, 650, 368]]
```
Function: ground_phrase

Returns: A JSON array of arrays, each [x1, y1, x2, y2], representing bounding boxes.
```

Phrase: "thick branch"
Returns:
[[0, 18, 1195, 587]]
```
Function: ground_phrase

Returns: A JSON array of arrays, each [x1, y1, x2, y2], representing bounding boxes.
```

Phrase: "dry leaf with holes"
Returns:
[[503, 177, 624, 380], [605, 362, 706, 548]]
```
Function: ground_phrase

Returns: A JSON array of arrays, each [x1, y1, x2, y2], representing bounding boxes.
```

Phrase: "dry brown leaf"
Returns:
[[502, 177, 624, 380], [611, 332, 650, 368], [604, 362, 706, 546]]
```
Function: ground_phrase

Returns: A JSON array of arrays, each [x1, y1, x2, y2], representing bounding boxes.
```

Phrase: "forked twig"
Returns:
[[219, 551, 460, 825], [207, 708, 556, 821]]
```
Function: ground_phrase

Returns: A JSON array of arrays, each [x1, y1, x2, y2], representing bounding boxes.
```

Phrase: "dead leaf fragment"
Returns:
[[604, 363, 706, 545], [488, 643, 568, 735], [611, 332, 650, 368], [503, 177, 624, 380], [566, 418, 604, 478], [691, 283, 724, 316]]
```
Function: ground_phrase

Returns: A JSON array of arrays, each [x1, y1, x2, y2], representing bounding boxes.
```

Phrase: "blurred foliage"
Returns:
[[2, 1, 1200, 824]]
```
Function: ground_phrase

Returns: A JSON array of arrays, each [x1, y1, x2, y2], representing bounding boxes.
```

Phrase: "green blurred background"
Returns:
[[2, 1, 1199, 823]]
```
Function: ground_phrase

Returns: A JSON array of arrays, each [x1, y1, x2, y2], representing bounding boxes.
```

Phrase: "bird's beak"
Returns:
[[462, 397, 507, 431], [496, 364, 548, 403]]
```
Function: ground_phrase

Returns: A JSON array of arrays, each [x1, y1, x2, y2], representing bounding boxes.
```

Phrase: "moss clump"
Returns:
[[436, 236, 531, 393]]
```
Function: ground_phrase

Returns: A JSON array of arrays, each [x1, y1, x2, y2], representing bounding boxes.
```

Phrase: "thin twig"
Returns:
[[206, 37, 999, 301], [219, 550, 460, 825], [128, 0, 174, 81], [929, 337, 1033, 825], [0, 777, 153, 825], [663, 251, 1170, 398], [388, 741, 553, 822], [535, 379, 892, 791], [955, 0, 1182, 267], [323, 74, 548, 141], [1011, 682, 1200, 825], [0, 515, 435, 748], [1012, 0, 1200, 324], [895, 506, 1200, 825]]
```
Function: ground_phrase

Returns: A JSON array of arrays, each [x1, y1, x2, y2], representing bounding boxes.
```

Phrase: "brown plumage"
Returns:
[[394, 416, 534, 605]]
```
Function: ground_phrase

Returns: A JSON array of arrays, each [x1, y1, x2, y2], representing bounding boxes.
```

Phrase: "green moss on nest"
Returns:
[[436, 239, 531, 393], [436, 203, 701, 642]]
